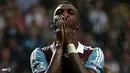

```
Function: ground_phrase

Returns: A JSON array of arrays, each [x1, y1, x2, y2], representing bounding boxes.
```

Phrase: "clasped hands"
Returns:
[[52, 15, 77, 54]]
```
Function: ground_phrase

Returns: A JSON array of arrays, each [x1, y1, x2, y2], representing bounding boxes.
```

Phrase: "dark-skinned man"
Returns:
[[30, 1, 104, 73]]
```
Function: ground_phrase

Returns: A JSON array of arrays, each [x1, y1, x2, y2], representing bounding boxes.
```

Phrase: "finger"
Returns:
[[61, 22, 65, 43], [63, 20, 67, 34], [64, 16, 68, 26], [57, 16, 61, 26], [59, 15, 65, 42], [62, 15, 67, 26], [66, 16, 71, 25], [56, 15, 62, 27], [55, 16, 64, 40], [61, 15, 67, 26], [60, 15, 65, 26]]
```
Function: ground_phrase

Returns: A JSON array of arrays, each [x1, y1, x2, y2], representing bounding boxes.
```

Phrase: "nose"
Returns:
[[62, 11, 69, 17]]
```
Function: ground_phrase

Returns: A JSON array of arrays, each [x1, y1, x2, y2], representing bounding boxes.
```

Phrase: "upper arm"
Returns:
[[30, 48, 48, 73], [84, 47, 104, 73]]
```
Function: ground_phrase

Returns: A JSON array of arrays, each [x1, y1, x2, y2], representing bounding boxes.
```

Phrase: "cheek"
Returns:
[[71, 17, 78, 27], [70, 16, 77, 24]]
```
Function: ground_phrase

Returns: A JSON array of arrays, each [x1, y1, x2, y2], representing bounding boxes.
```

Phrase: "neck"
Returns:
[[54, 31, 79, 48]]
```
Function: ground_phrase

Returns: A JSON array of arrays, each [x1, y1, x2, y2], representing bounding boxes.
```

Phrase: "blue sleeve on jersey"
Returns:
[[84, 47, 104, 73], [30, 48, 48, 73]]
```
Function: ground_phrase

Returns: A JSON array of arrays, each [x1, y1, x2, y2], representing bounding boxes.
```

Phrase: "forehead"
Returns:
[[54, 4, 77, 14], [56, 4, 76, 10]]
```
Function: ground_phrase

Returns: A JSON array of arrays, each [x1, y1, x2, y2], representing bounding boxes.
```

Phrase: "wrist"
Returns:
[[55, 48, 63, 56], [67, 44, 77, 54]]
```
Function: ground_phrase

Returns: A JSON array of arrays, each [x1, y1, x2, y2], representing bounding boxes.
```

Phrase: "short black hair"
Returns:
[[59, 0, 73, 5], [55, 0, 79, 20]]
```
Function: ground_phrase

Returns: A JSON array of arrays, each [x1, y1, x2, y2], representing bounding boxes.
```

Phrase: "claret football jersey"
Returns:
[[30, 42, 104, 73]]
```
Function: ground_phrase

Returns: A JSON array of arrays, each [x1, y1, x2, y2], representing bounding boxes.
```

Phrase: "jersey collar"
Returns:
[[76, 42, 84, 54], [50, 42, 85, 54]]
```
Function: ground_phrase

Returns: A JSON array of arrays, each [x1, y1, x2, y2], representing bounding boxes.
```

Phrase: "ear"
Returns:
[[75, 22, 80, 30], [72, 23, 80, 34]]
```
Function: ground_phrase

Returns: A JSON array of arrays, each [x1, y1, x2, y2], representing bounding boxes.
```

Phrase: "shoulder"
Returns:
[[30, 46, 51, 58], [92, 47, 103, 54], [30, 47, 49, 73], [31, 45, 54, 62], [84, 45, 103, 54], [30, 47, 45, 60], [32, 45, 51, 53], [32, 47, 43, 53], [88, 47, 104, 61], [83, 46, 104, 73], [82, 45, 104, 60]]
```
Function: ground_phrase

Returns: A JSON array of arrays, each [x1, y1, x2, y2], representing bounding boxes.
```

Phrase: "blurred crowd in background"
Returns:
[[0, 0, 129, 73]]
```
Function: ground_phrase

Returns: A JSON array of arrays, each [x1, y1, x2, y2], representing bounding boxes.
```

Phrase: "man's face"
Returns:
[[53, 4, 78, 30]]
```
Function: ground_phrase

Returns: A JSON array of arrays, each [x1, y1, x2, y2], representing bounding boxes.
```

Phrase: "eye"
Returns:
[[56, 9, 63, 15], [68, 9, 74, 15]]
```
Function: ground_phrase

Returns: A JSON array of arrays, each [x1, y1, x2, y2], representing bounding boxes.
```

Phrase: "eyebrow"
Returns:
[[68, 8, 74, 11]]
